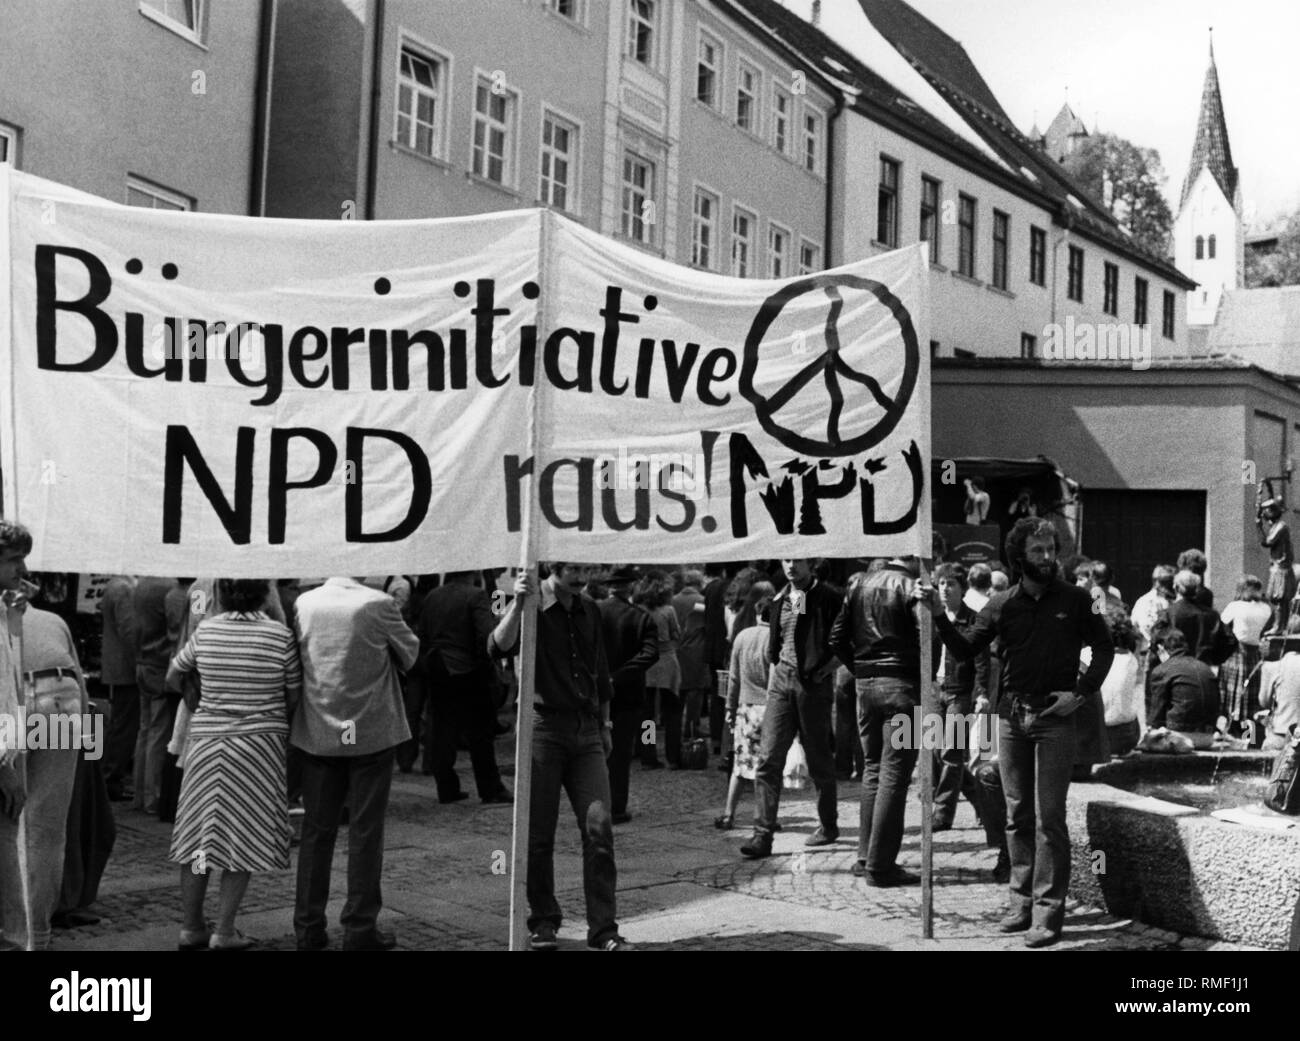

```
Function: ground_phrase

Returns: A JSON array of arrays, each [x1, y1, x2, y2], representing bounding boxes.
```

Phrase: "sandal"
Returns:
[[713, 815, 733, 830]]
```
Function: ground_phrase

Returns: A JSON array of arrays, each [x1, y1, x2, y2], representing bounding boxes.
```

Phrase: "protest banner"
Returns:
[[2, 167, 930, 574]]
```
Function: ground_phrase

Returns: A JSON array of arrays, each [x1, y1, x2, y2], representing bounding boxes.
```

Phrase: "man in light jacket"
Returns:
[[292, 576, 419, 952]]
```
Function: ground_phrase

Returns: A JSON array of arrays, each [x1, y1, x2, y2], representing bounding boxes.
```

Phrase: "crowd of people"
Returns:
[[3, 507, 1298, 953]]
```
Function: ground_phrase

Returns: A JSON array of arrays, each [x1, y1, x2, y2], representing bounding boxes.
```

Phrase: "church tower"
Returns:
[[1174, 33, 1242, 326]]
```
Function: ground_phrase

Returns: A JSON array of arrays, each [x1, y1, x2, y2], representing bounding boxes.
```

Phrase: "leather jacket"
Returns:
[[831, 563, 936, 679]]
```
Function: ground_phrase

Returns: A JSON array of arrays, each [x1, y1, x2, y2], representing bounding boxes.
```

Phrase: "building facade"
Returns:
[[0, 0, 272, 215]]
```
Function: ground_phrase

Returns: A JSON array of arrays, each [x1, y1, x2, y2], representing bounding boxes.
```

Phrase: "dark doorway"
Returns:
[[1082, 490, 1207, 604]]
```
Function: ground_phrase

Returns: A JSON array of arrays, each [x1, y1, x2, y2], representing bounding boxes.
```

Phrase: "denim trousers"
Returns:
[[998, 706, 1077, 932], [932, 691, 986, 825], [294, 747, 396, 944], [527, 711, 618, 945], [0, 746, 80, 949], [753, 663, 837, 835], [834, 672, 865, 777], [856, 676, 920, 872]]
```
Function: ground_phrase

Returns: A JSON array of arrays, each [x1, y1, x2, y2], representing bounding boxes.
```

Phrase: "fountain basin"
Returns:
[[1066, 752, 1300, 949]]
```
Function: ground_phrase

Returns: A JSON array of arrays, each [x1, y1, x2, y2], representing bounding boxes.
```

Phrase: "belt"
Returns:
[[1006, 690, 1055, 709], [24, 666, 76, 684]]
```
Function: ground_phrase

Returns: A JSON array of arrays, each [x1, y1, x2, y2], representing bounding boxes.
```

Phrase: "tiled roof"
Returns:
[[1179, 43, 1238, 210], [1206, 286, 1300, 376], [852, 0, 1011, 122]]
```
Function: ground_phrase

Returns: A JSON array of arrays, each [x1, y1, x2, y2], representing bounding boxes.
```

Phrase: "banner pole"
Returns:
[[919, 562, 934, 940], [507, 209, 553, 951]]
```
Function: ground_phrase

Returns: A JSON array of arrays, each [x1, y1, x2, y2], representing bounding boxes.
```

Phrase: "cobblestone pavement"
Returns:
[[50, 730, 1264, 952]]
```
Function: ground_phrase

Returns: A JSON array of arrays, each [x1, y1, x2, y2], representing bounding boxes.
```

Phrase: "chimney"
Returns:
[[811, 0, 821, 26]]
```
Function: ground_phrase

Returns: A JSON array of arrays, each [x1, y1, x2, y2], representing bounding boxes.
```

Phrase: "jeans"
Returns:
[[607, 700, 643, 815], [932, 691, 985, 825], [133, 665, 175, 814], [999, 705, 1078, 932], [103, 682, 139, 789], [856, 676, 920, 872], [0, 747, 80, 949], [753, 663, 837, 836], [294, 747, 396, 945], [428, 669, 504, 800], [527, 712, 618, 945]]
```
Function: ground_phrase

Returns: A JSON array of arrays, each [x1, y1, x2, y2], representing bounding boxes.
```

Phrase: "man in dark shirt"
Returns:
[[596, 568, 658, 824], [490, 562, 631, 951], [740, 559, 842, 859], [1147, 630, 1219, 737], [417, 572, 510, 804], [927, 518, 1113, 948], [132, 576, 178, 816]]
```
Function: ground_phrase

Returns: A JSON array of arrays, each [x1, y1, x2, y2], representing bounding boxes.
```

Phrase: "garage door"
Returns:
[[1082, 490, 1207, 604]]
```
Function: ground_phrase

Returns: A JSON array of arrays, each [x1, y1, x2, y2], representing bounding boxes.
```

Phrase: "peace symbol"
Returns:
[[738, 274, 920, 457]]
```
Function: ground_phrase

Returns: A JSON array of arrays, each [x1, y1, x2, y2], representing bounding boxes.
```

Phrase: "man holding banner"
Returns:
[[490, 563, 632, 951]]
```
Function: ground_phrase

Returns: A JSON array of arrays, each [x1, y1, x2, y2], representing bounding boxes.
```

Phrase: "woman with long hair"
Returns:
[[715, 581, 775, 829], [634, 570, 681, 769], [166, 578, 300, 950]]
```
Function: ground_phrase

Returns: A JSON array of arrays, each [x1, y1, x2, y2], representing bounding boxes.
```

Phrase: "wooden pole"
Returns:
[[918, 560, 934, 940], [507, 209, 554, 950]]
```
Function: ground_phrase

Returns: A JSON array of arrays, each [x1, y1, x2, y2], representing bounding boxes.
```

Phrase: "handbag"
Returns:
[[1264, 725, 1300, 815]]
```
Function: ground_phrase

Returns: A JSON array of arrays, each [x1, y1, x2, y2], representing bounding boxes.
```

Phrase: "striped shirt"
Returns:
[[171, 612, 301, 738]]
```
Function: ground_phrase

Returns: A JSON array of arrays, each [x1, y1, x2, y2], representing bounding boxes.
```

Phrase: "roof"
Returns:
[[1179, 42, 1238, 210], [849, 0, 1193, 288], [1205, 286, 1300, 376], [849, 0, 1011, 122], [1041, 102, 1088, 160]]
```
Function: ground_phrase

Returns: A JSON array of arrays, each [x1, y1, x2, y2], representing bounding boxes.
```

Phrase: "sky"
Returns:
[[794, 0, 1300, 226]]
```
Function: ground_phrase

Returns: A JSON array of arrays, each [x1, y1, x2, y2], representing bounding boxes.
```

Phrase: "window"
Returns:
[[472, 75, 516, 185], [736, 60, 759, 132], [0, 123, 16, 166], [732, 206, 756, 277], [626, 0, 655, 65], [139, 0, 204, 43], [877, 156, 899, 247], [957, 194, 976, 277], [396, 46, 445, 159], [920, 176, 940, 263], [992, 210, 1009, 290], [1020, 333, 1037, 359], [539, 111, 577, 211], [772, 85, 792, 156], [548, 0, 580, 19], [1103, 262, 1119, 316], [1134, 277, 1149, 325], [1163, 289, 1176, 339], [799, 240, 821, 274], [1029, 226, 1046, 286], [696, 32, 720, 107], [768, 223, 789, 278], [1195, 235, 1204, 260], [1208, 234, 1217, 259], [620, 152, 656, 244], [1067, 245, 1084, 302], [802, 110, 822, 174], [126, 176, 192, 211], [692, 188, 718, 269]]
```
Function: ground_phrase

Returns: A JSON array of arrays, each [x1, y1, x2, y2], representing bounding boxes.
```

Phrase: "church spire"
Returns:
[[1180, 28, 1237, 211]]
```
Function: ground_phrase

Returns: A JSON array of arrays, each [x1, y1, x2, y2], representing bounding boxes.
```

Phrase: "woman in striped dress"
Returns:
[[166, 578, 301, 951]]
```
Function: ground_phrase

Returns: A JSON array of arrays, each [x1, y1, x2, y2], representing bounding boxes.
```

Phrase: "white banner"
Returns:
[[2, 168, 928, 575]]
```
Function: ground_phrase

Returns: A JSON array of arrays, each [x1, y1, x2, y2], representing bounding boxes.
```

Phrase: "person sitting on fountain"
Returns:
[[1147, 630, 1220, 749]]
